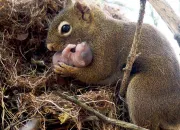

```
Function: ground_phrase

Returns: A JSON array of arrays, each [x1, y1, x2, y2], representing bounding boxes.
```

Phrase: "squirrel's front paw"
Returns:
[[53, 62, 77, 77]]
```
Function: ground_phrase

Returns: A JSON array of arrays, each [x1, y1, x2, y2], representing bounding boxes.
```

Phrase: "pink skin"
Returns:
[[53, 42, 93, 68]]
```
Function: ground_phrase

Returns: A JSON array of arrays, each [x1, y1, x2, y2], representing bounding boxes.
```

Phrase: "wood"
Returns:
[[120, 0, 146, 97], [148, 0, 180, 34], [56, 92, 148, 130]]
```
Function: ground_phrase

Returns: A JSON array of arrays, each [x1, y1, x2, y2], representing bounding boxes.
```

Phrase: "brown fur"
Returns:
[[46, 0, 180, 129]]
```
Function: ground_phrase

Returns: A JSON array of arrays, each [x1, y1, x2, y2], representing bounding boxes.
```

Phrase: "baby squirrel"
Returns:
[[53, 42, 92, 68], [46, 0, 180, 129]]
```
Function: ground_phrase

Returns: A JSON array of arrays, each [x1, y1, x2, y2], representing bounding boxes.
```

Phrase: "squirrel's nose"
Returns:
[[47, 43, 62, 51], [47, 44, 54, 51]]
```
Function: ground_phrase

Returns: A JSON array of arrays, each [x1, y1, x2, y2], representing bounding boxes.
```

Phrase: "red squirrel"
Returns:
[[47, 0, 180, 129]]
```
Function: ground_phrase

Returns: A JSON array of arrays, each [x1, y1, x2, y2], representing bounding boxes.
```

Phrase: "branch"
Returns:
[[148, 0, 180, 34], [119, 0, 146, 97], [148, 0, 180, 45], [56, 92, 148, 130]]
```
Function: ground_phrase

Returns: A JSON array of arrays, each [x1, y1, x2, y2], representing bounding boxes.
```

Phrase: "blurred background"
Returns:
[[104, 0, 180, 56]]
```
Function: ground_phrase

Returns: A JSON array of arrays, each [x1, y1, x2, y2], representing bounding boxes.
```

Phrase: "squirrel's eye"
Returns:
[[58, 21, 72, 37], [61, 24, 70, 33]]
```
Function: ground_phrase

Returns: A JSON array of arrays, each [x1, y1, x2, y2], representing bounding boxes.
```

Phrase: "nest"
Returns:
[[0, 0, 129, 129]]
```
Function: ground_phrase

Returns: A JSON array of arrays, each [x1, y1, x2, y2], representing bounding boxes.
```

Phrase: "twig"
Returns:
[[1, 87, 5, 130], [119, 0, 146, 97], [56, 92, 148, 130]]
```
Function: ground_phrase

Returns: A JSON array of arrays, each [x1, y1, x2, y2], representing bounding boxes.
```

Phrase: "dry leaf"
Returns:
[[58, 112, 70, 124]]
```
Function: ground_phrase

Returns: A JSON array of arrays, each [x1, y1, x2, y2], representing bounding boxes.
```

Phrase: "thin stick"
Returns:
[[56, 92, 148, 130], [120, 0, 146, 97]]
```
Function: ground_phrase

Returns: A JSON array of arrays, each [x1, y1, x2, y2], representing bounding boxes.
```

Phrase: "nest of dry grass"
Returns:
[[0, 0, 129, 129]]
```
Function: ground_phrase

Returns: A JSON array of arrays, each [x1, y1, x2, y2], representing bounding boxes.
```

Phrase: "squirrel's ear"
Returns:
[[74, 1, 92, 22], [65, 0, 73, 7]]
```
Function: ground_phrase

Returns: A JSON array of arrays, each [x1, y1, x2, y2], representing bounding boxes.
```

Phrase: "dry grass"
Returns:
[[0, 0, 129, 129]]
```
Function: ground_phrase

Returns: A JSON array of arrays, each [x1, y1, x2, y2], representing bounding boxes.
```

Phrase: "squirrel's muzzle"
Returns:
[[47, 43, 61, 51]]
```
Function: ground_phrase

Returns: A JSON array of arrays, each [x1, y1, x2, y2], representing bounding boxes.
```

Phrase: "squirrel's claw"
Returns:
[[53, 63, 77, 77]]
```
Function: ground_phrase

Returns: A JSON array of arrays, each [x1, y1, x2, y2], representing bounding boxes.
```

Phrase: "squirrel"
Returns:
[[46, 0, 180, 129]]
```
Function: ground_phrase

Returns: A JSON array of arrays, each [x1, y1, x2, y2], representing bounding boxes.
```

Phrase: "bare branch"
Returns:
[[56, 92, 148, 130], [148, 0, 180, 34], [120, 0, 147, 97], [148, 0, 180, 45]]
